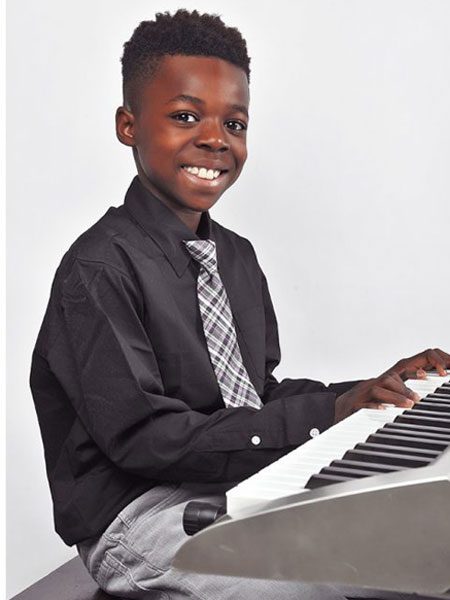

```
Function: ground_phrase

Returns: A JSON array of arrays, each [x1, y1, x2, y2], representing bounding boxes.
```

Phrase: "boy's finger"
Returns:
[[378, 373, 419, 400], [364, 402, 387, 410], [423, 348, 449, 376], [370, 385, 415, 408], [401, 367, 427, 380]]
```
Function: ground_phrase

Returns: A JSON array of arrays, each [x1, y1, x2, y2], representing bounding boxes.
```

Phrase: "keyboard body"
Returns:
[[174, 374, 450, 595]]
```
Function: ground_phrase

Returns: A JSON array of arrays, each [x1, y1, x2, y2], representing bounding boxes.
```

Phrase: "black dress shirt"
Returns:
[[30, 177, 356, 546]]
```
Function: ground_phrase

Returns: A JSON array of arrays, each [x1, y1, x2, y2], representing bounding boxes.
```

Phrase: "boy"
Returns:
[[30, 9, 449, 600]]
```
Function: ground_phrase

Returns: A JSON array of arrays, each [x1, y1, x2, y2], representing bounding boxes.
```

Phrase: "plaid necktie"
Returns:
[[184, 239, 263, 410]]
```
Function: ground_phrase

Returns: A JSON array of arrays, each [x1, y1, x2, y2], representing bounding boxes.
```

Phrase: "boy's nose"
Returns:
[[194, 122, 230, 152], [196, 138, 229, 152]]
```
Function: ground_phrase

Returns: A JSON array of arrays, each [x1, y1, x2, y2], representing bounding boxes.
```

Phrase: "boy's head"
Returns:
[[116, 10, 251, 231], [121, 8, 251, 113]]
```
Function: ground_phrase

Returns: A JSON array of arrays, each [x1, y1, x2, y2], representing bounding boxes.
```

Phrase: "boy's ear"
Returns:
[[115, 106, 136, 147]]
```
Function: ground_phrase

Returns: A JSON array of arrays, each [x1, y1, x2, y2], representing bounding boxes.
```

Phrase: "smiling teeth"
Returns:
[[184, 166, 221, 180]]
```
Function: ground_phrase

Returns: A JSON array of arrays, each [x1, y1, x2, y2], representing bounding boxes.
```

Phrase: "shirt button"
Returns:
[[251, 435, 261, 446], [309, 428, 320, 438]]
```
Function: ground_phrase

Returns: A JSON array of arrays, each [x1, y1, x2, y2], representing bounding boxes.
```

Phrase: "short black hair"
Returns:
[[121, 8, 251, 111]]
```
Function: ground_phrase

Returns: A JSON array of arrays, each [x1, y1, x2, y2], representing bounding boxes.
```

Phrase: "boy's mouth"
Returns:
[[181, 165, 229, 183]]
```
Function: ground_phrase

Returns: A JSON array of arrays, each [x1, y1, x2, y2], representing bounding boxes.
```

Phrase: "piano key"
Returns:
[[365, 432, 449, 451], [413, 401, 450, 413], [395, 411, 450, 429], [410, 396, 450, 410], [410, 396, 445, 410], [406, 379, 450, 398], [385, 421, 450, 436], [425, 394, 450, 402], [406, 407, 450, 421], [321, 465, 385, 478], [431, 392, 450, 398], [417, 398, 450, 407], [421, 395, 450, 404], [342, 448, 432, 467], [378, 423, 450, 438], [434, 386, 450, 395], [379, 429, 450, 443], [329, 458, 403, 472], [307, 473, 354, 489], [353, 442, 440, 458], [406, 375, 450, 399]]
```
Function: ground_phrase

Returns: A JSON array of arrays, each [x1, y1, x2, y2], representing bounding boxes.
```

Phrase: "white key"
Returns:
[[407, 374, 450, 398]]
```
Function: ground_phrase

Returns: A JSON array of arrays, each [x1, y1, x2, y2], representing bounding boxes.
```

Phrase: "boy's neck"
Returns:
[[174, 210, 202, 234], [137, 173, 202, 234]]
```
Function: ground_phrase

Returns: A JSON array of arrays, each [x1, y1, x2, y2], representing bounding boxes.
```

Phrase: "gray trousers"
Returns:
[[76, 483, 433, 600]]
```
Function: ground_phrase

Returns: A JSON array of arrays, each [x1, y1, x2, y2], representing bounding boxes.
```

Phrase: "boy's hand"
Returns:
[[334, 372, 420, 423], [334, 348, 450, 423], [386, 348, 450, 380]]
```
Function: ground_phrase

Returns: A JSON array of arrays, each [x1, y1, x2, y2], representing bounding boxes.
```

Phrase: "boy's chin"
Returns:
[[176, 186, 229, 212], [182, 194, 223, 213]]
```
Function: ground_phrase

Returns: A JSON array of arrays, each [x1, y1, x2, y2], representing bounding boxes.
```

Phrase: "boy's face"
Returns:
[[116, 55, 249, 228]]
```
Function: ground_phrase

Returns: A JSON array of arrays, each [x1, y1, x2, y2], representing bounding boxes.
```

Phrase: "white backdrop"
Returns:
[[6, 0, 450, 597]]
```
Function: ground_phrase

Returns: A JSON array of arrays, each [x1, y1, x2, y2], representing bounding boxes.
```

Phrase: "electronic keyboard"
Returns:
[[174, 373, 450, 596]]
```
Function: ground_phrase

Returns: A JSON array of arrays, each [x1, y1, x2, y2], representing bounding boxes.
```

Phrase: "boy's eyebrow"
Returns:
[[167, 94, 249, 117]]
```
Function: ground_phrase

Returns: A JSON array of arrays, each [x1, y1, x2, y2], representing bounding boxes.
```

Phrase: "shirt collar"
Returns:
[[123, 176, 213, 277]]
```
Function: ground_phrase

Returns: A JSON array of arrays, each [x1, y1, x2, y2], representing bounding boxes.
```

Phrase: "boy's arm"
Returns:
[[31, 258, 340, 486]]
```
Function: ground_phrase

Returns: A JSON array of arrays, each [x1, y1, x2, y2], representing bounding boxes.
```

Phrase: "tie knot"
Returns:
[[183, 239, 218, 275]]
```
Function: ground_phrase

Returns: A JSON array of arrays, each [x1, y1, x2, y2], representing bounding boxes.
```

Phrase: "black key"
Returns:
[[435, 389, 450, 396], [413, 401, 450, 414], [321, 466, 376, 479], [396, 411, 450, 429], [423, 395, 450, 404], [434, 386, 450, 395], [307, 473, 353, 489], [354, 442, 440, 459], [343, 449, 431, 467], [378, 425, 450, 441], [406, 408, 450, 423], [366, 432, 449, 451], [329, 459, 402, 473], [386, 421, 450, 437]]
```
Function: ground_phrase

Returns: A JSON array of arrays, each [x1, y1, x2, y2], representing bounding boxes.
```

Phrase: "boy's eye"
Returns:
[[172, 113, 198, 123], [226, 120, 247, 132]]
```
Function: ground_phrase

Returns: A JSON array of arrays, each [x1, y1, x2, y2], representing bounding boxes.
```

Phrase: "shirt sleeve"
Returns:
[[40, 258, 342, 484]]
